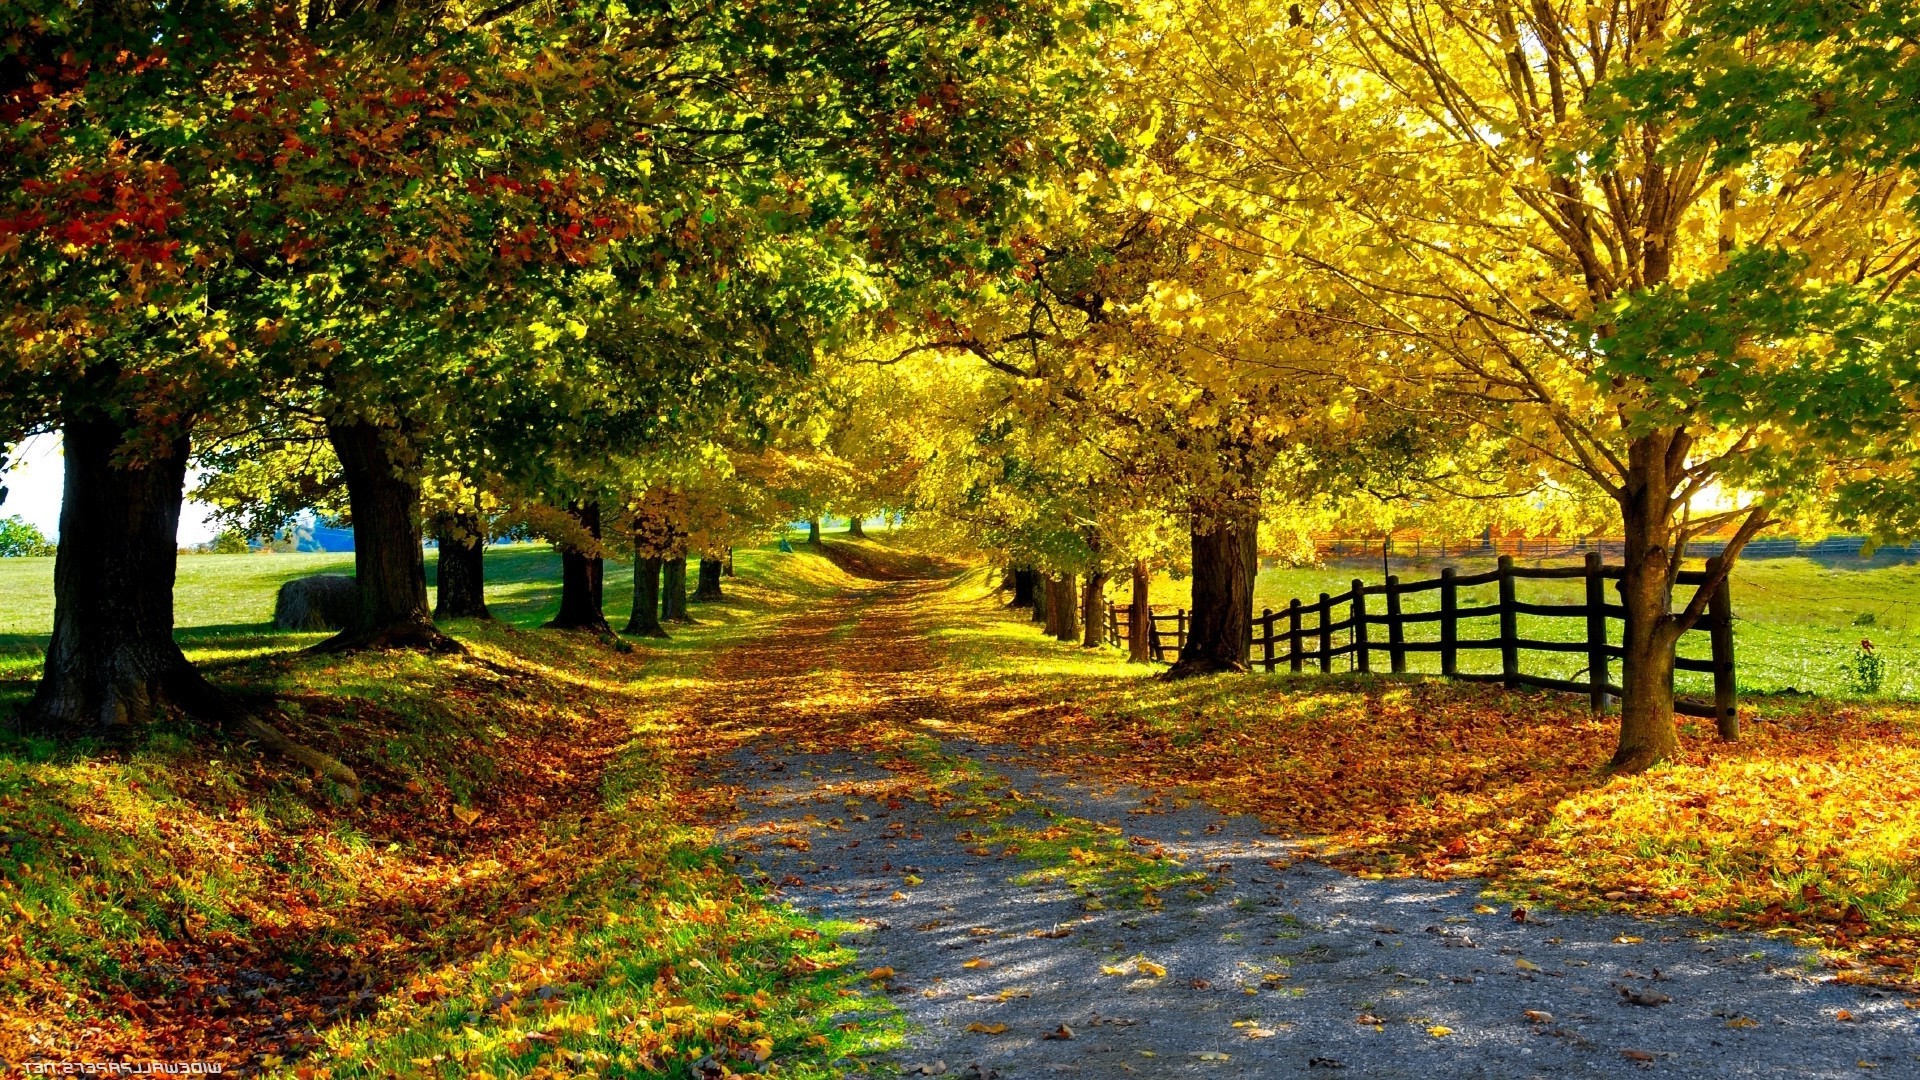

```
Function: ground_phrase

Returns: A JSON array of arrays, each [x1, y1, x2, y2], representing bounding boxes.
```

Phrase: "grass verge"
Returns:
[[0, 542, 905, 1075]]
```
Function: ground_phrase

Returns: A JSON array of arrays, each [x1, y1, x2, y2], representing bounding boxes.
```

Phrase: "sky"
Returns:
[[3, 435, 222, 545]]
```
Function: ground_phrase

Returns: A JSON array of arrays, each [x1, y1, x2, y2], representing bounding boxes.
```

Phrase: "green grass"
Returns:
[[1130, 555, 1920, 700]]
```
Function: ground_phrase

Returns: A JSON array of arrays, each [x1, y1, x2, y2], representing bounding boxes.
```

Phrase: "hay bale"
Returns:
[[273, 574, 360, 631]]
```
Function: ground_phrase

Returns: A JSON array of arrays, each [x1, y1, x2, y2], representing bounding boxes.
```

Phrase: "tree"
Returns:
[[1151, 0, 1920, 768], [0, 517, 54, 558]]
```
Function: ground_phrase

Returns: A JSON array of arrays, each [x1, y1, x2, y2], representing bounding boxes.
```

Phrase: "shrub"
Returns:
[[0, 515, 54, 557], [1845, 639, 1886, 695]]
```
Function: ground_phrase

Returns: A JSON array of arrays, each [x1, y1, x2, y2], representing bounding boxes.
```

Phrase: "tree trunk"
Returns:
[[1611, 434, 1683, 772], [662, 556, 690, 622], [625, 553, 668, 637], [1082, 570, 1108, 648], [1053, 573, 1079, 643], [723, 547, 734, 576], [24, 416, 194, 737], [1128, 560, 1152, 663], [318, 420, 455, 653], [547, 501, 610, 633], [695, 556, 724, 601], [807, 518, 821, 545], [1011, 568, 1037, 608], [431, 512, 489, 621], [1167, 505, 1258, 678], [20, 410, 358, 792], [1032, 574, 1049, 625], [847, 515, 865, 538]]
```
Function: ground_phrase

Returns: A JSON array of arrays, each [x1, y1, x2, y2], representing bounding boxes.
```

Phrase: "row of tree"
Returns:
[[8, 0, 1919, 779]]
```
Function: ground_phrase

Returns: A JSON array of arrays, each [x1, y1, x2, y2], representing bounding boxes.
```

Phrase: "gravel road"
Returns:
[[723, 745, 1920, 1079]]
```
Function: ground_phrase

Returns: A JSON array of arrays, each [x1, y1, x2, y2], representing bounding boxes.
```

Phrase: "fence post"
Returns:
[[1176, 608, 1187, 656], [1584, 550, 1609, 713], [1318, 593, 1333, 674], [1108, 601, 1120, 649], [1498, 554, 1519, 689], [1288, 599, 1303, 673], [1351, 579, 1370, 673], [1385, 574, 1406, 673], [1148, 609, 1161, 662], [1261, 608, 1275, 672], [1440, 567, 1458, 676], [1707, 556, 1738, 740]]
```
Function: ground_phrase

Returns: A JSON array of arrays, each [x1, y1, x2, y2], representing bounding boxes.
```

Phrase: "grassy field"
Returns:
[[1134, 554, 1920, 700]]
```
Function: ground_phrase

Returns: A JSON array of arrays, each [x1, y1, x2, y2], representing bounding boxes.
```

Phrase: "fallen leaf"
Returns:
[[1043, 1024, 1074, 1041], [1621, 1050, 1655, 1062], [1618, 987, 1672, 1007], [1523, 1010, 1554, 1024], [1514, 957, 1541, 972], [1427, 1025, 1452, 1038], [904, 874, 924, 886], [966, 1022, 1008, 1035], [1244, 1027, 1276, 1039], [963, 958, 991, 969], [867, 967, 896, 981], [1836, 1009, 1857, 1022], [1355, 1013, 1385, 1026], [1614, 935, 1643, 944], [1193, 1051, 1230, 1061], [1724, 1017, 1759, 1029], [1473, 904, 1496, 915], [1137, 960, 1167, 978], [1189, 978, 1212, 990]]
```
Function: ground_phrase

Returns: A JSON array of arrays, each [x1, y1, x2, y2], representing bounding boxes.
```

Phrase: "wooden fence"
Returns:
[[1106, 553, 1737, 729]]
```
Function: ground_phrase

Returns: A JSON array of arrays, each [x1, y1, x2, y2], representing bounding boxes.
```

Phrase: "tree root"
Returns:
[[311, 620, 465, 655], [1161, 656, 1249, 681], [170, 668, 360, 801]]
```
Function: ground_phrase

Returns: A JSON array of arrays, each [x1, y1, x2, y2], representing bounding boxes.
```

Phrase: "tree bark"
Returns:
[[20, 409, 357, 792], [1082, 570, 1109, 648], [1053, 573, 1080, 643], [1166, 505, 1258, 678], [547, 501, 610, 634], [723, 547, 734, 576], [807, 518, 821, 545], [431, 511, 489, 620], [662, 556, 690, 622], [1128, 560, 1153, 663], [1011, 568, 1037, 608], [847, 515, 865, 538], [318, 420, 455, 653], [1032, 574, 1049, 625], [625, 553, 668, 637], [1611, 434, 1683, 772], [695, 556, 724, 601]]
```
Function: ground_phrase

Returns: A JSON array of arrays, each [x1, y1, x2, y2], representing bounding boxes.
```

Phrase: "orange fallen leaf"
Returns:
[[966, 1022, 1008, 1034]]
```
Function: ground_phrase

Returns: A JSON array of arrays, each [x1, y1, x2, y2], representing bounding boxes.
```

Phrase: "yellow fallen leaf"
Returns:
[[1473, 904, 1496, 915], [1244, 1028, 1275, 1039], [904, 874, 924, 886], [1194, 1051, 1230, 1061], [1427, 1025, 1453, 1038], [963, 958, 991, 969], [1725, 1017, 1759, 1029], [890, 891, 909, 901], [1137, 960, 1167, 978], [966, 1022, 1008, 1034], [1514, 957, 1541, 972], [1614, 935, 1643, 944], [1083, 899, 1105, 911], [1101, 964, 1129, 976], [866, 967, 895, 981]]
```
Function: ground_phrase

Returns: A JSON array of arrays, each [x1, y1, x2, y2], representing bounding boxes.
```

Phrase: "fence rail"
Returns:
[[1106, 553, 1737, 731], [1316, 533, 1920, 563]]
